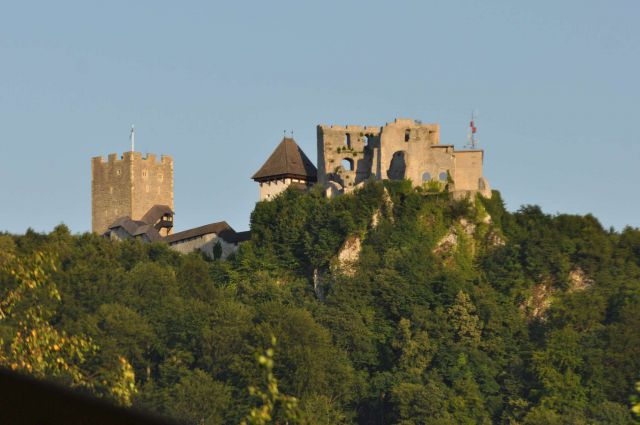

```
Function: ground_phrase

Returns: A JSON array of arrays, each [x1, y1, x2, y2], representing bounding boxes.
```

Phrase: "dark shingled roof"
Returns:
[[133, 224, 163, 242], [108, 217, 146, 235], [106, 217, 162, 242], [141, 205, 173, 225], [252, 137, 317, 182], [165, 221, 237, 244], [228, 230, 251, 243]]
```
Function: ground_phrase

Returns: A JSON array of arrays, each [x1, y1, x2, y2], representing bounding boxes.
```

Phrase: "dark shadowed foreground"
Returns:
[[0, 368, 177, 425]]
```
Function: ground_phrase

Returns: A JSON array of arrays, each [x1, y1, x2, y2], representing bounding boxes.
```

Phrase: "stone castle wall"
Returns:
[[258, 177, 310, 201], [130, 153, 174, 225], [169, 233, 238, 260], [316, 124, 381, 190], [317, 118, 489, 197], [453, 150, 486, 193], [92, 152, 173, 235]]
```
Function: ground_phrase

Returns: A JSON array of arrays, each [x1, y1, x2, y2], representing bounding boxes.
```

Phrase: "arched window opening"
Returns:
[[422, 172, 431, 182], [404, 129, 410, 142], [344, 133, 351, 148], [387, 151, 407, 180], [438, 171, 448, 182], [341, 158, 354, 171]]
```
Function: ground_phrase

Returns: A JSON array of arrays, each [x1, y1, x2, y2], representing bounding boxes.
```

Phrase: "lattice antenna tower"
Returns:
[[466, 111, 479, 149]]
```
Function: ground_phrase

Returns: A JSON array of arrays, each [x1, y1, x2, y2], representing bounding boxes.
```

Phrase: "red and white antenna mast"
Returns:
[[466, 111, 478, 149]]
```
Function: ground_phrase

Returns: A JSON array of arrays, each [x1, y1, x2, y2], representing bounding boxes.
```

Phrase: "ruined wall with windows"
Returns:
[[317, 118, 490, 197], [91, 152, 174, 235], [316, 124, 381, 191]]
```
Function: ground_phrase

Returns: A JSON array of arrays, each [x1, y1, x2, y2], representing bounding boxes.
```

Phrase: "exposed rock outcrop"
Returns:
[[433, 230, 458, 255], [568, 267, 593, 293], [519, 268, 593, 322], [520, 282, 555, 322], [370, 209, 382, 229], [312, 269, 326, 300], [433, 217, 478, 256], [486, 230, 506, 248], [459, 218, 476, 236], [335, 235, 362, 277]]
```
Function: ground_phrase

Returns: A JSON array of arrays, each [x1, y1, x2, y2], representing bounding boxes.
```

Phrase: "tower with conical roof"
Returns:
[[252, 137, 317, 201]]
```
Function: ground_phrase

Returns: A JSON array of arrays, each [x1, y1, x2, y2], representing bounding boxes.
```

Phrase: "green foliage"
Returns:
[[166, 369, 232, 425], [448, 291, 483, 347], [0, 251, 137, 406], [213, 241, 223, 260], [242, 337, 302, 425], [1, 182, 640, 423], [424, 179, 443, 193], [632, 382, 640, 418]]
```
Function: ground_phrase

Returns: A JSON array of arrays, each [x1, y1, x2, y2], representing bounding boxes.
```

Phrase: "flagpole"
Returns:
[[130, 125, 135, 152]]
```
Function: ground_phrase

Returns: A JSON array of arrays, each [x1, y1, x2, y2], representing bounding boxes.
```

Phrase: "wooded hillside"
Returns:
[[1, 181, 639, 424]]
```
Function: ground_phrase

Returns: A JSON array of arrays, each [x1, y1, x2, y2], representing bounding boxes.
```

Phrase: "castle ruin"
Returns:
[[316, 118, 490, 198]]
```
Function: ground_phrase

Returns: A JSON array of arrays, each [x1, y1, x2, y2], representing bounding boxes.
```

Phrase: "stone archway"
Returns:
[[341, 158, 354, 171], [387, 151, 407, 180]]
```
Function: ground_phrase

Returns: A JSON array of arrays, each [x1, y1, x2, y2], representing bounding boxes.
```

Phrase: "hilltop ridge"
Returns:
[[1, 181, 639, 424]]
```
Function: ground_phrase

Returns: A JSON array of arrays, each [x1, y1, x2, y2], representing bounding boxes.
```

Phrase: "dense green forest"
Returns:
[[1, 181, 640, 424]]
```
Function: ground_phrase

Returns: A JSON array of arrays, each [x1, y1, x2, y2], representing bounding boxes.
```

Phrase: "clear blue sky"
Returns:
[[1, 1, 639, 234]]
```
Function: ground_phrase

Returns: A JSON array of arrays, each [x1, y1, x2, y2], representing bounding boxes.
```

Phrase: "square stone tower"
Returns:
[[91, 152, 174, 235]]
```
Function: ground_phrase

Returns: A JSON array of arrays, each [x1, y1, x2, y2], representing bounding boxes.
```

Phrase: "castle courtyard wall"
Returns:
[[168, 233, 238, 259]]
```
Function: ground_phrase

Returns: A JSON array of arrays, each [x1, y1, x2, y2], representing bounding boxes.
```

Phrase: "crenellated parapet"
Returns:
[[317, 124, 382, 133], [92, 152, 173, 165]]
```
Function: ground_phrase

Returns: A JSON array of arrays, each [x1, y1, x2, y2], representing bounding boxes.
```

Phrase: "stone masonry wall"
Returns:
[[378, 118, 442, 182], [258, 178, 300, 201], [316, 124, 381, 191], [91, 152, 173, 235], [130, 153, 174, 227], [169, 233, 238, 259], [317, 118, 489, 196], [453, 150, 483, 191]]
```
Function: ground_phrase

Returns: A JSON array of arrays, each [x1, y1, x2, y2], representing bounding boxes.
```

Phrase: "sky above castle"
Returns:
[[1, 1, 639, 233]]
